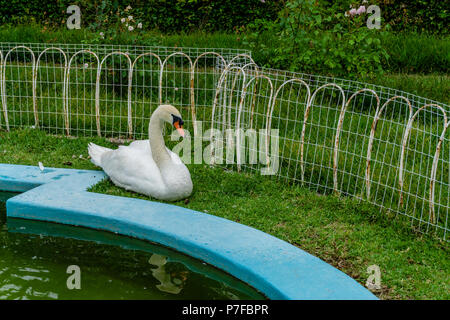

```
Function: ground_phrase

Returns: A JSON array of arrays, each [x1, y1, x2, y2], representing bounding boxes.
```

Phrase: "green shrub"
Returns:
[[0, 0, 447, 34], [244, 0, 389, 79], [0, 0, 282, 33], [378, 0, 448, 34], [321, 0, 449, 34]]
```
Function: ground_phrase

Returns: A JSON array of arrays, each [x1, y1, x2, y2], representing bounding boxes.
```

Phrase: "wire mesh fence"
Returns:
[[0, 42, 448, 241], [0, 42, 252, 138]]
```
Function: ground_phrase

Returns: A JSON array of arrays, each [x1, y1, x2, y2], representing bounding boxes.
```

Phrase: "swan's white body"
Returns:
[[88, 105, 193, 201]]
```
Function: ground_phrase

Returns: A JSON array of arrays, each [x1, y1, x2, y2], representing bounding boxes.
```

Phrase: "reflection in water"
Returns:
[[0, 192, 265, 300], [149, 254, 187, 294]]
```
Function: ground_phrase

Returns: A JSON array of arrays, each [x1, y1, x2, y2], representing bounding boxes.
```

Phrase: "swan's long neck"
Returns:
[[149, 110, 171, 168]]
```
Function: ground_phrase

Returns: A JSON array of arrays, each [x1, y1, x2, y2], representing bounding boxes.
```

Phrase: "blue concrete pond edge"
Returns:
[[0, 163, 377, 300]]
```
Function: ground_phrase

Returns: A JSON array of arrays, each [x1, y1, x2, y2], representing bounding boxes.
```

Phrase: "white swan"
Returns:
[[88, 104, 193, 201]]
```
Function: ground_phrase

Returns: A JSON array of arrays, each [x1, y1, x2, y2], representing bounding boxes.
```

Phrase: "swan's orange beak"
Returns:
[[174, 121, 185, 137]]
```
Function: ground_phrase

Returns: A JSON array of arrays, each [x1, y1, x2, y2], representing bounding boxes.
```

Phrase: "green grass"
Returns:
[[365, 73, 450, 105], [0, 24, 247, 52], [0, 128, 448, 300], [380, 33, 450, 74]]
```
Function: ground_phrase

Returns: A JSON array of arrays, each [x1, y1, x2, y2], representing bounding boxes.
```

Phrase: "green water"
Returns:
[[0, 192, 264, 300]]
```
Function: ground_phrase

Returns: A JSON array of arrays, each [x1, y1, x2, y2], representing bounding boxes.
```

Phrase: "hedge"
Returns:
[[0, 0, 282, 33], [320, 0, 449, 34], [0, 0, 447, 34]]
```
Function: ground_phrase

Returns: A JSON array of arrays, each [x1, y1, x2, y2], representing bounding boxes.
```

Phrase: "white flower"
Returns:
[[121, 18, 126, 23], [363, 0, 368, 3], [84, 63, 89, 69], [128, 15, 133, 21], [125, 5, 132, 11], [128, 26, 134, 31], [99, 32, 104, 39], [137, 22, 142, 29]]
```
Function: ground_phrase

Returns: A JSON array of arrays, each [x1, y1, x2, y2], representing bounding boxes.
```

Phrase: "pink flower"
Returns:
[[349, 8, 357, 16], [356, 5, 366, 15]]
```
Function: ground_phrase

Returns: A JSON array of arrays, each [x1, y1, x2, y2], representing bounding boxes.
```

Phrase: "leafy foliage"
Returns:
[[320, 0, 449, 34], [0, 0, 446, 34], [84, 3, 145, 44], [375, 0, 449, 34], [244, 0, 390, 78], [0, 0, 282, 33]]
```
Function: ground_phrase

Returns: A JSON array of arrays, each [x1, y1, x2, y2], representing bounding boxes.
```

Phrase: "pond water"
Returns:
[[0, 192, 264, 300]]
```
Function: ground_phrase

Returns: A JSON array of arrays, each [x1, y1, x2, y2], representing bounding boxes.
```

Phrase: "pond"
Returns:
[[0, 192, 264, 300]]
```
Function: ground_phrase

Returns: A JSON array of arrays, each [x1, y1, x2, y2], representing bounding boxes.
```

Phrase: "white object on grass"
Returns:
[[88, 105, 192, 201]]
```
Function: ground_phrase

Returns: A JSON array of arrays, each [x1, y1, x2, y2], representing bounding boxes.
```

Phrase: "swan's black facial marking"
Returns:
[[171, 114, 184, 126], [171, 114, 185, 137]]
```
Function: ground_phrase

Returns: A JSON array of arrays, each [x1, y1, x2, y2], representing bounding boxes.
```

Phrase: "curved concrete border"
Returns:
[[0, 163, 377, 300]]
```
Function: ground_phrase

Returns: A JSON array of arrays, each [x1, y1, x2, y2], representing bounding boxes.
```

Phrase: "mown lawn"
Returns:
[[367, 73, 450, 105], [0, 128, 448, 300]]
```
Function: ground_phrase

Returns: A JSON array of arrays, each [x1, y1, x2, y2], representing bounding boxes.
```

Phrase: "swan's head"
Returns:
[[156, 104, 185, 137]]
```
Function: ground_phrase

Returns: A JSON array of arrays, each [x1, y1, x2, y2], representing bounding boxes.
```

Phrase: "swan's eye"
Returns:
[[172, 114, 183, 126]]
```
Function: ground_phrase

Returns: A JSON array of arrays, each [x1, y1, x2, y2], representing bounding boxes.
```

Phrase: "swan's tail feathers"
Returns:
[[88, 143, 111, 167]]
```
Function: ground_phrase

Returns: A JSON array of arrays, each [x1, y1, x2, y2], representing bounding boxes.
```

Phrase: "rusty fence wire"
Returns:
[[0, 42, 448, 241]]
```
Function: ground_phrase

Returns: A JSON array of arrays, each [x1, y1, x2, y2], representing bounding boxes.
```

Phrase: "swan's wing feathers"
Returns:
[[88, 143, 112, 166], [101, 146, 164, 193], [128, 140, 151, 151], [167, 148, 183, 165]]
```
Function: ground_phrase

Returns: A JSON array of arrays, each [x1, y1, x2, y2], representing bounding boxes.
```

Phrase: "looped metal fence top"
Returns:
[[0, 42, 448, 241]]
